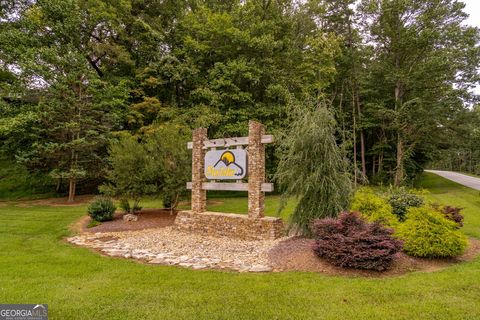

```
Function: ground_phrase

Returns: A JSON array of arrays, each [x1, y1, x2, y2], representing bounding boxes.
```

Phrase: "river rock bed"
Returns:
[[67, 226, 289, 272]]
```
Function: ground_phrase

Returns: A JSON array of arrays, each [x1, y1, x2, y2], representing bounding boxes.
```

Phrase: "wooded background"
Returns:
[[0, 0, 479, 197]]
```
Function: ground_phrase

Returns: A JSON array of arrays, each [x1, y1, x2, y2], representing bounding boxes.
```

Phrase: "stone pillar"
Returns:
[[248, 120, 265, 218], [191, 128, 207, 213]]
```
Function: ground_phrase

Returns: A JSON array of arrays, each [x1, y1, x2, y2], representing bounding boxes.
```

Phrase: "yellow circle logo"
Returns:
[[220, 151, 235, 165]]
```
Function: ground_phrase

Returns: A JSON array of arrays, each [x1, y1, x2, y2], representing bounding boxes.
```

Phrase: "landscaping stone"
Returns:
[[66, 227, 288, 272], [149, 258, 165, 264], [102, 249, 130, 257], [123, 214, 138, 222], [179, 262, 193, 268], [249, 265, 272, 272]]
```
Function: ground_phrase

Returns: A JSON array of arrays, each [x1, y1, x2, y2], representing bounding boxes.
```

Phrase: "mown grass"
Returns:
[[177, 194, 296, 221], [0, 173, 479, 319], [139, 192, 296, 220], [417, 172, 480, 238]]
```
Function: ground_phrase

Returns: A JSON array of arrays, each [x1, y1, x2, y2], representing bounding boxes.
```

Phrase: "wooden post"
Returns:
[[191, 128, 207, 213], [248, 120, 265, 218]]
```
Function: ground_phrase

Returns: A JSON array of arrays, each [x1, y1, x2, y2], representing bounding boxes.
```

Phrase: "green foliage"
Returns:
[[99, 135, 157, 209], [429, 106, 480, 175], [143, 124, 191, 210], [387, 187, 424, 221], [130, 1, 341, 138], [3, 186, 480, 319], [0, 158, 55, 200], [118, 198, 130, 214], [87, 219, 101, 228], [355, 0, 479, 183], [101, 124, 190, 211], [1, 82, 127, 198], [351, 188, 399, 228], [87, 197, 116, 222], [119, 198, 142, 214], [276, 101, 352, 235], [396, 207, 467, 258], [0, 1, 130, 199], [417, 172, 480, 238], [1, 0, 479, 193]]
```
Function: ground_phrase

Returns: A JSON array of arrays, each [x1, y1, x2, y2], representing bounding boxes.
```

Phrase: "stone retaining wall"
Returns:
[[175, 211, 285, 240]]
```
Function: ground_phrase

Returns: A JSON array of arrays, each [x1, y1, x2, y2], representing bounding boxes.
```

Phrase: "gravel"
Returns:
[[67, 226, 288, 272]]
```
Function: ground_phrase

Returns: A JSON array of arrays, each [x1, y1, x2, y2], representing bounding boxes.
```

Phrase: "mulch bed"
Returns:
[[83, 209, 177, 233], [268, 237, 480, 277], [70, 208, 480, 277]]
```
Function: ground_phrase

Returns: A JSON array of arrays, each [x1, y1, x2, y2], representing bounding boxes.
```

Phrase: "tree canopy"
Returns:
[[0, 0, 478, 199]]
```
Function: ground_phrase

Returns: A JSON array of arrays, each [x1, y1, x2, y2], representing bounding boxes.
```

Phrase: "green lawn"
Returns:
[[0, 173, 479, 319], [140, 192, 297, 220], [417, 172, 480, 238], [178, 194, 296, 221]]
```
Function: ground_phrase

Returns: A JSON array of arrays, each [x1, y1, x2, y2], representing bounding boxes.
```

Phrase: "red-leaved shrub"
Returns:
[[312, 211, 403, 271], [441, 206, 464, 228]]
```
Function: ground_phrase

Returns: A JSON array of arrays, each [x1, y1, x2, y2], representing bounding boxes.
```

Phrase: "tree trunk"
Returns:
[[355, 91, 366, 178], [68, 178, 76, 202], [394, 47, 404, 186], [372, 155, 376, 175], [394, 135, 404, 186], [360, 131, 366, 177], [56, 179, 62, 193], [378, 152, 383, 173], [338, 81, 346, 143], [352, 91, 357, 187]]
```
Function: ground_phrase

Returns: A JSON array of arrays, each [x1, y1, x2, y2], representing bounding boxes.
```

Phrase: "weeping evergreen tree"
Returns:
[[276, 101, 353, 235]]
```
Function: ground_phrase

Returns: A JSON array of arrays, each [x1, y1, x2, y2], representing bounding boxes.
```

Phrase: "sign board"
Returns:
[[204, 149, 247, 180]]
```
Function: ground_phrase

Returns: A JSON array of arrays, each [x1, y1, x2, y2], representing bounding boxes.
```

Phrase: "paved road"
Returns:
[[425, 170, 480, 191]]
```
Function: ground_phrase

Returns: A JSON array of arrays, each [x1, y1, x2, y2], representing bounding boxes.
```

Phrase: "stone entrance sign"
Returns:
[[176, 120, 285, 240]]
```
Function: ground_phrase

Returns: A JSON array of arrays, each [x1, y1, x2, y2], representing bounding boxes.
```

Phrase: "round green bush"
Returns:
[[87, 197, 116, 222], [351, 188, 399, 228], [396, 207, 467, 258], [387, 187, 424, 221]]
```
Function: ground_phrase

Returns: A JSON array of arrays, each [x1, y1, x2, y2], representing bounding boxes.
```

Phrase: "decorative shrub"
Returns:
[[351, 188, 399, 228], [87, 197, 116, 222], [275, 102, 352, 235], [100, 125, 190, 213], [387, 187, 424, 221], [99, 134, 157, 215], [132, 202, 142, 213], [119, 198, 130, 213], [119, 198, 142, 214], [312, 212, 403, 271], [143, 124, 191, 211], [396, 207, 467, 258], [87, 220, 101, 228], [441, 206, 464, 228]]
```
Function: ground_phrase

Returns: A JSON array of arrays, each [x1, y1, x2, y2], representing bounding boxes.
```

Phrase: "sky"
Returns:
[[462, 0, 480, 29]]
